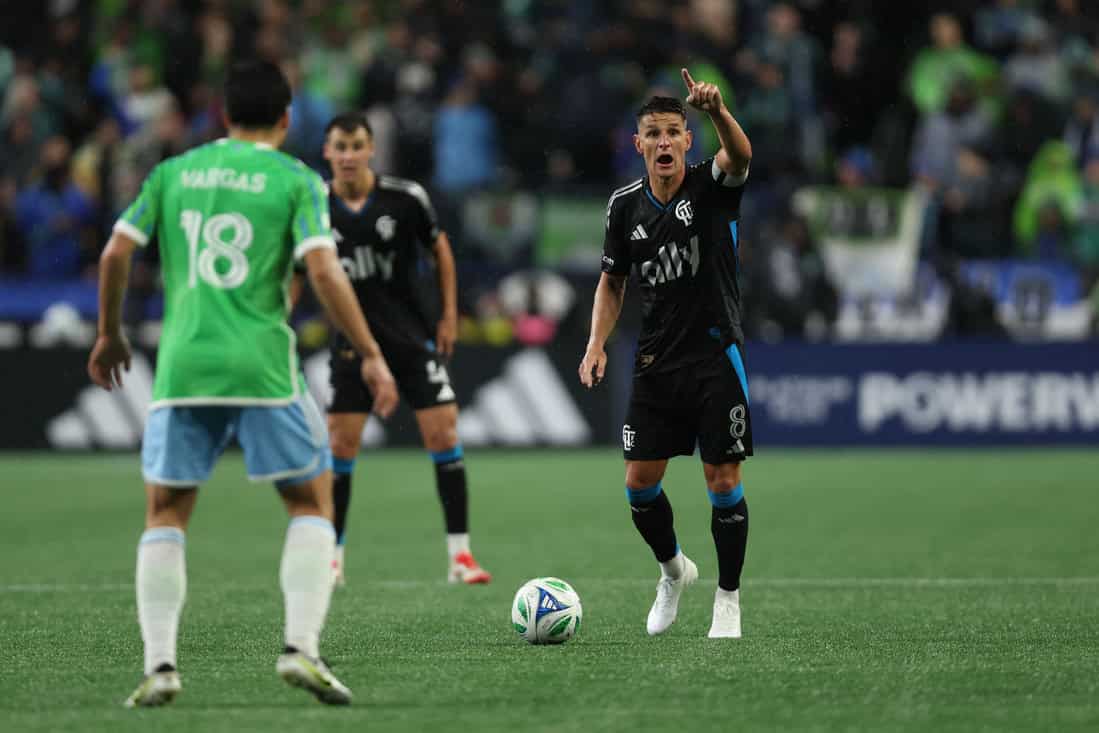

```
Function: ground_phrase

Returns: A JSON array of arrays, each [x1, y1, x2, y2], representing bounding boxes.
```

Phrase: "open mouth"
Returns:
[[656, 154, 674, 166]]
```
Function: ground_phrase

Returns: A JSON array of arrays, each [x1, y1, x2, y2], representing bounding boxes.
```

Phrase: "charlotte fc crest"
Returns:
[[376, 215, 397, 241], [675, 199, 694, 227]]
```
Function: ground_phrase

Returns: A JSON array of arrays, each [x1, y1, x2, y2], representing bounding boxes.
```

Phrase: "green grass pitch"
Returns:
[[1, 449, 1098, 732]]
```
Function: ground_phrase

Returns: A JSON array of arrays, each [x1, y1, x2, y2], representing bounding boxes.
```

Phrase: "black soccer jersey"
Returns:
[[602, 157, 747, 375], [328, 175, 441, 352]]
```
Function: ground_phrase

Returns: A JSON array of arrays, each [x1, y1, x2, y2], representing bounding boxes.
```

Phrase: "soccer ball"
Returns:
[[511, 577, 582, 644]]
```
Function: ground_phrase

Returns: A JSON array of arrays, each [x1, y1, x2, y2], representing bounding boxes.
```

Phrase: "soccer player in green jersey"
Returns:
[[87, 61, 399, 708]]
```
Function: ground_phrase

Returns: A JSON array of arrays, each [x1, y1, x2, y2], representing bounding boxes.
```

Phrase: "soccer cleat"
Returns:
[[332, 545, 346, 588], [448, 551, 492, 584], [276, 648, 352, 705], [646, 554, 699, 635], [123, 664, 181, 708], [708, 588, 742, 638]]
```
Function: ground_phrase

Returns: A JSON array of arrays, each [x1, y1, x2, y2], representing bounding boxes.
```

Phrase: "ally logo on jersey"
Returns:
[[335, 228, 397, 282], [639, 235, 700, 287]]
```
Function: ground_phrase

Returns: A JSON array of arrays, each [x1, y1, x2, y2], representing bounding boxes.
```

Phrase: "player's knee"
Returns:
[[706, 477, 739, 494], [626, 465, 665, 490], [279, 474, 332, 520], [418, 405, 459, 453], [144, 485, 196, 528], [423, 425, 458, 453], [329, 432, 360, 460], [704, 463, 742, 494]]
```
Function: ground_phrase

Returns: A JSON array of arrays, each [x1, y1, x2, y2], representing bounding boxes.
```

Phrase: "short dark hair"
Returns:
[[324, 112, 373, 139], [636, 95, 687, 122], [224, 60, 292, 128]]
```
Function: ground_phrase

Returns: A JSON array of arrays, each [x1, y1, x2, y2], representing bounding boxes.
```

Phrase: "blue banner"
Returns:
[[746, 342, 1099, 446], [959, 260, 1081, 305]]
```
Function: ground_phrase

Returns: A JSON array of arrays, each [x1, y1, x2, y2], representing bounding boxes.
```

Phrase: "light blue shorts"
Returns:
[[141, 393, 332, 489]]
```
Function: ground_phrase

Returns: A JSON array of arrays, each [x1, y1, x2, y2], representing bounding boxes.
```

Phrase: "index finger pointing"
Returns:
[[681, 67, 695, 89]]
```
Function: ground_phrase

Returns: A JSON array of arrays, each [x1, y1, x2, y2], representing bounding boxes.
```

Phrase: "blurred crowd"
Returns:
[[2, 0, 1099, 338]]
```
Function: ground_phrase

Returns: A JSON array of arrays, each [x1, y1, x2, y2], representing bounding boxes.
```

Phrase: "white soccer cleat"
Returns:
[[708, 588, 742, 638], [123, 666, 181, 708], [646, 554, 698, 635], [448, 551, 492, 584], [332, 545, 346, 588], [277, 649, 352, 705]]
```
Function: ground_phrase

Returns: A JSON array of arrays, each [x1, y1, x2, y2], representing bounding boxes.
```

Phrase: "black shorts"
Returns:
[[328, 343, 457, 413], [622, 346, 753, 465]]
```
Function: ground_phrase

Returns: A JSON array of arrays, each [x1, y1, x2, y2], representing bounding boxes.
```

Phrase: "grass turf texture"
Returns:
[[1, 449, 1097, 732]]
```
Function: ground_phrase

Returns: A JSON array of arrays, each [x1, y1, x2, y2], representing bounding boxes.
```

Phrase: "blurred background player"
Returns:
[[580, 70, 753, 638], [87, 61, 398, 707], [304, 113, 491, 586]]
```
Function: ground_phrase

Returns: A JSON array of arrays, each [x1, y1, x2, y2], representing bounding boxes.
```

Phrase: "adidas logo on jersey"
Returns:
[[630, 224, 648, 241]]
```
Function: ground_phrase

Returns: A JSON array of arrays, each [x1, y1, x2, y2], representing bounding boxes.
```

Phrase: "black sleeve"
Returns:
[[407, 183, 441, 244], [688, 156, 747, 213], [601, 195, 631, 276]]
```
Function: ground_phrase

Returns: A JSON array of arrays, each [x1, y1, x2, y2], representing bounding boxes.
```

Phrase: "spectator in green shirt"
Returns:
[[908, 13, 999, 116], [1014, 141, 1083, 258]]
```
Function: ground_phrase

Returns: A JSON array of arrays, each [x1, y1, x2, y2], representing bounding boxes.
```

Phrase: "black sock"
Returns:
[[333, 471, 352, 544], [712, 498, 749, 591], [628, 484, 678, 563], [433, 453, 468, 534]]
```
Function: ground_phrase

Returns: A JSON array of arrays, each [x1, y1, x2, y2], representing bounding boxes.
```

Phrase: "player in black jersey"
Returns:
[[579, 70, 752, 638], [311, 113, 490, 586]]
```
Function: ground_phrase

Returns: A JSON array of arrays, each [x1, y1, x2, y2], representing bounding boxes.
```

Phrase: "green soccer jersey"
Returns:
[[114, 138, 334, 406]]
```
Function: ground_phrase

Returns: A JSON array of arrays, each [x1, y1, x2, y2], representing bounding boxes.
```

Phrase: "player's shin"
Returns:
[[280, 516, 336, 658], [626, 482, 681, 574], [434, 445, 492, 583], [332, 457, 354, 545], [431, 446, 469, 551], [709, 483, 748, 591], [136, 527, 187, 675]]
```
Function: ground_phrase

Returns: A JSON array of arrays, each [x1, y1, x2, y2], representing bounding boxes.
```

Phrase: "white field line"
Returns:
[[2, 577, 1099, 593]]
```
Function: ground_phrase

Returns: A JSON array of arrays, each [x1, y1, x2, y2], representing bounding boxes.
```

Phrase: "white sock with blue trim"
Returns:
[[280, 516, 336, 658], [136, 527, 187, 675]]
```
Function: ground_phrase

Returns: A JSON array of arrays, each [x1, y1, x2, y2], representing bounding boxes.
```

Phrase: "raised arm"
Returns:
[[578, 272, 627, 388], [682, 68, 751, 179]]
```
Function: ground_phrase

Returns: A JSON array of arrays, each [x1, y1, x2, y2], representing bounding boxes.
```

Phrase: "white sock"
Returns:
[[446, 532, 470, 559], [136, 527, 187, 675], [715, 588, 739, 603], [659, 551, 684, 580], [280, 516, 336, 659]]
